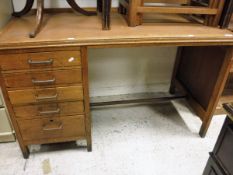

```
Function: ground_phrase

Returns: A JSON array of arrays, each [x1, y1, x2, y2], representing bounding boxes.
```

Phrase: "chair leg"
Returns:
[[128, 0, 143, 26], [97, 0, 103, 13], [102, 0, 111, 30], [29, 0, 44, 38], [66, 0, 97, 16], [12, 0, 34, 17]]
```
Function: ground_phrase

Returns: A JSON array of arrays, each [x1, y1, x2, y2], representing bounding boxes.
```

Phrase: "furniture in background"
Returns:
[[12, 0, 97, 38], [0, 12, 233, 158], [119, 0, 226, 27], [97, 0, 112, 30], [0, 89, 15, 143], [219, 0, 233, 28], [203, 103, 233, 175]]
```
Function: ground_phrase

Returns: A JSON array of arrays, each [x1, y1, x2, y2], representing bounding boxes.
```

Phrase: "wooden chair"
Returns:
[[119, 0, 226, 27], [12, 0, 112, 38]]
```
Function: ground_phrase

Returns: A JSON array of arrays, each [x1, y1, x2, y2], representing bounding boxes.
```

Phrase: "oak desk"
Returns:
[[0, 12, 233, 158]]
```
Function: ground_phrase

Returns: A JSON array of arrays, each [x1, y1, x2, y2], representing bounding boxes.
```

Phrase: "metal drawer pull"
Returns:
[[36, 93, 58, 101], [32, 78, 56, 85], [43, 122, 63, 131], [28, 58, 53, 65], [39, 108, 60, 115]]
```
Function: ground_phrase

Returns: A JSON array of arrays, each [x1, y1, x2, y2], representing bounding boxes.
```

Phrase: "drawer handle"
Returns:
[[32, 78, 56, 85], [36, 93, 58, 101], [43, 121, 63, 131], [28, 58, 53, 65], [39, 108, 60, 115]]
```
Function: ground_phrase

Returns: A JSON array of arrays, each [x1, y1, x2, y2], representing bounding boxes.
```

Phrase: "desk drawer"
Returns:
[[4, 68, 82, 88], [17, 115, 86, 142], [8, 85, 83, 105], [0, 51, 81, 71], [14, 101, 84, 119]]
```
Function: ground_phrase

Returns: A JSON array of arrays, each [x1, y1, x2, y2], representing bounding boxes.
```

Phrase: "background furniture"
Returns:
[[0, 12, 233, 158], [119, 0, 226, 27], [97, 0, 112, 30], [219, 0, 233, 28], [12, 0, 96, 38], [203, 103, 233, 175]]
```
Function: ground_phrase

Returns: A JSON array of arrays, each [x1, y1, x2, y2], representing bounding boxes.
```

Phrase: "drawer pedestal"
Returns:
[[0, 47, 91, 158]]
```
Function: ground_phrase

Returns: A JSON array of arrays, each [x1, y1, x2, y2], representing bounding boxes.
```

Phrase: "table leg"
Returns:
[[12, 0, 34, 17], [29, 0, 44, 38], [66, 0, 97, 16]]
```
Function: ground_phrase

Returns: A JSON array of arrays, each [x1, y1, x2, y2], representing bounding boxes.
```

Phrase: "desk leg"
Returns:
[[81, 47, 92, 152], [0, 70, 30, 159]]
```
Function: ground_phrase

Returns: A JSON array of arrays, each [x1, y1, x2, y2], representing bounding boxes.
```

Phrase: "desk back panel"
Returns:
[[177, 46, 228, 110]]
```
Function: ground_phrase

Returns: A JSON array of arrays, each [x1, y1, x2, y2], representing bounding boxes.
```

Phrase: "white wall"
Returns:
[[89, 47, 177, 97], [12, 0, 177, 97], [0, 0, 12, 29]]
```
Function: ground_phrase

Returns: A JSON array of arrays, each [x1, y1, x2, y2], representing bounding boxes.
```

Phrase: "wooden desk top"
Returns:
[[1, 12, 233, 50]]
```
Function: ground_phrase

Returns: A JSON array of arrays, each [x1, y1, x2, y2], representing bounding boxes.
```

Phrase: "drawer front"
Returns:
[[17, 115, 86, 141], [14, 101, 84, 119], [8, 85, 83, 105], [4, 68, 82, 88], [0, 51, 81, 71]]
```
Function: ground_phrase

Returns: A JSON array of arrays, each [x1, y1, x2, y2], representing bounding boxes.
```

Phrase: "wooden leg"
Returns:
[[128, 0, 143, 27], [87, 129, 92, 152], [97, 0, 103, 13], [12, 0, 34, 17], [0, 70, 30, 159], [211, 1, 225, 26], [29, 0, 44, 38], [66, 0, 97, 16], [81, 47, 93, 153], [199, 120, 211, 138], [102, 0, 111, 30]]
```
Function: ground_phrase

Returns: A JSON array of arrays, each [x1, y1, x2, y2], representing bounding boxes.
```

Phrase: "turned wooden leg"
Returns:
[[12, 0, 34, 17], [66, 0, 97, 16], [102, 0, 111, 30], [29, 0, 44, 38]]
